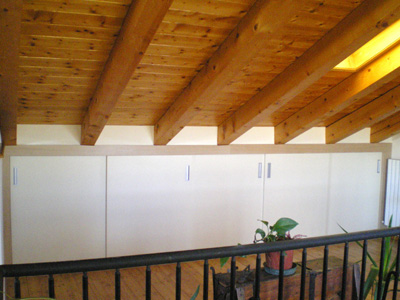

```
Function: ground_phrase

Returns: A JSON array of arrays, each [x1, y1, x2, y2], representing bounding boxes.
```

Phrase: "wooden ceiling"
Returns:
[[1, 0, 400, 147]]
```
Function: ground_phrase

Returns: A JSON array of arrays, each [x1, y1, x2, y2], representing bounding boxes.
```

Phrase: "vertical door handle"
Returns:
[[13, 167, 18, 185], [185, 165, 190, 181], [267, 163, 271, 178], [258, 163, 263, 178]]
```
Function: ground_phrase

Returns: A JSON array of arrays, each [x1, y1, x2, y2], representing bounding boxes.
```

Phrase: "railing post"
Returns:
[[146, 266, 151, 300], [341, 242, 349, 300], [14, 277, 21, 299], [176, 262, 181, 300], [48, 274, 55, 298], [82, 272, 88, 300], [278, 251, 284, 300], [253, 254, 261, 300], [115, 269, 120, 300], [0, 271, 3, 300], [230, 256, 236, 300], [359, 240, 368, 300], [321, 245, 329, 300], [203, 259, 209, 300], [300, 248, 307, 300], [393, 235, 400, 300]]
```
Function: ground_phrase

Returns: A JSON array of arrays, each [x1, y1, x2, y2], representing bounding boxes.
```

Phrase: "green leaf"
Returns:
[[255, 228, 266, 239], [190, 285, 200, 300], [363, 266, 379, 299], [220, 257, 230, 268], [271, 218, 298, 237], [383, 216, 394, 277], [383, 238, 392, 277]]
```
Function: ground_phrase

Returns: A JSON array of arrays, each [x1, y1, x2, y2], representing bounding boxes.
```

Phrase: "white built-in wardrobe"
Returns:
[[10, 152, 382, 263]]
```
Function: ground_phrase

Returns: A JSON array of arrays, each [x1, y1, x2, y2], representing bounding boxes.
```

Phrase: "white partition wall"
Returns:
[[10, 156, 106, 263], [263, 154, 330, 237], [107, 156, 194, 256], [189, 155, 264, 248], [327, 153, 382, 234], [107, 155, 264, 257], [8, 151, 384, 263]]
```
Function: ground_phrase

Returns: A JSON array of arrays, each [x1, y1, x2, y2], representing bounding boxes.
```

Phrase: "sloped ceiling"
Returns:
[[1, 0, 399, 147]]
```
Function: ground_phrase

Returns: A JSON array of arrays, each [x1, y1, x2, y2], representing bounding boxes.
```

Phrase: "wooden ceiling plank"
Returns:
[[81, 0, 173, 145], [21, 23, 120, 41], [20, 36, 115, 52], [275, 43, 400, 144], [154, 0, 310, 145], [326, 84, 400, 144], [218, 0, 400, 145], [22, 9, 124, 29], [22, 0, 130, 18], [0, 0, 21, 147], [371, 112, 400, 143]]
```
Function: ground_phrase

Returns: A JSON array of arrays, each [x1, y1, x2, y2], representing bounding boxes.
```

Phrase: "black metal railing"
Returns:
[[1, 227, 400, 300]]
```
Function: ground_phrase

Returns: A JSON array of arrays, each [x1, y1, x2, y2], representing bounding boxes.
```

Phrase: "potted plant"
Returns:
[[340, 215, 397, 300], [254, 217, 299, 275]]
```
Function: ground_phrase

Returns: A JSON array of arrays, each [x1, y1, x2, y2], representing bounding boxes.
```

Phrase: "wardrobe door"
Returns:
[[107, 155, 264, 256], [327, 152, 382, 234], [11, 156, 106, 263], [263, 154, 330, 237], [107, 156, 193, 256], [190, 155, 264, 248]]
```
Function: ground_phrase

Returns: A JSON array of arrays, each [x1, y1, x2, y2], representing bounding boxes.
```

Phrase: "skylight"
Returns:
[[334, 19, 400, 71]]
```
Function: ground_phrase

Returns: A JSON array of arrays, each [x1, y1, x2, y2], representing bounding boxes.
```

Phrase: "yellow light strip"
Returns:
[[335, 19, 400, 71]]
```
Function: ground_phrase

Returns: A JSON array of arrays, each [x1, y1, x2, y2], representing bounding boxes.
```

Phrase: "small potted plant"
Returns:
[[254, 217, 300, 275]]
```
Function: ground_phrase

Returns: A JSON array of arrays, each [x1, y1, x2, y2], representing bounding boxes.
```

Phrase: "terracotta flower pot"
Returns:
[[265, 250, 294, 270]]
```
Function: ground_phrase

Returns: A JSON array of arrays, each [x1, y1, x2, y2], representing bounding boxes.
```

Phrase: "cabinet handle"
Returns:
[[185, 165, 190, 181], [267, 163, 271, 178], [377, 159, 381, 174], [258, 163, 263, 178], [13, 167, 18, 185]]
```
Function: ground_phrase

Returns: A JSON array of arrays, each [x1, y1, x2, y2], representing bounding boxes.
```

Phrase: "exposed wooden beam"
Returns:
[[371, 111, 400, 143], [218, 0, 400, 145], [0, 0, 21, 148], [275, 43, 400, 144], [81, 0, 173, 145], [326, 84, 400, 144], [154, 0, 308, 145]]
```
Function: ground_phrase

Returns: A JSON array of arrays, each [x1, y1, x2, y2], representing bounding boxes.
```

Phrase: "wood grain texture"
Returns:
[[371, 111, 400, 143], [326, 84, 400, 144], [0, 0, 21, 147], [275, 43, 400, 144], [80, 0, 174, 145], [218, 0, 400, 145], [5, 0, 400, 144], [154, 0, 309, 145]]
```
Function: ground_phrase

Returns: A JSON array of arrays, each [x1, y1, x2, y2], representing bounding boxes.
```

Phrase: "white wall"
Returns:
[[390, 135, 400, 159], [17, 125, 373, 145]]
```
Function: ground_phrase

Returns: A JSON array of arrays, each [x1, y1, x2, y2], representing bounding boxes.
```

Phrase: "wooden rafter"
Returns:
[[153, 0, 308, 145], [80, 0, 173, 145], [326, 84, 400, 144], [218, 0, 400, 145], [371, 111, 400, 142], [275, 43, 400, 144], [0, 0, 21, 148]]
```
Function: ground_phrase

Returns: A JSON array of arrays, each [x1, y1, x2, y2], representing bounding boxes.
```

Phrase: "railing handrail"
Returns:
[[2, 227, 400, 277]]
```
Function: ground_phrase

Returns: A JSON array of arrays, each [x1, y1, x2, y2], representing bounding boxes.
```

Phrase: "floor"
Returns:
[[4, 239, 398, 300]]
